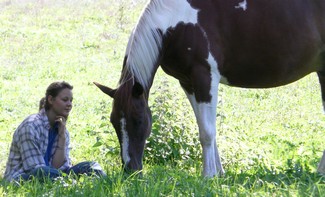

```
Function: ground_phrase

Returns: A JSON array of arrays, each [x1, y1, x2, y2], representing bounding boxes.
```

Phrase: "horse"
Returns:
[[94, 0, 325, 177]]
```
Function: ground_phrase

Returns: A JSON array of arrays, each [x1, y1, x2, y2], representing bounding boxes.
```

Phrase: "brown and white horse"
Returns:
[[94, 0, 325, 177]]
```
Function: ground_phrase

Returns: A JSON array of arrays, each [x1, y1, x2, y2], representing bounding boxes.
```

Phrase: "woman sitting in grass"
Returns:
[[3, 81, 106, 183]]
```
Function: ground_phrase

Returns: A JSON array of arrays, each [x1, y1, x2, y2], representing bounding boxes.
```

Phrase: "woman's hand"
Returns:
[[55, 116, 66, 139]]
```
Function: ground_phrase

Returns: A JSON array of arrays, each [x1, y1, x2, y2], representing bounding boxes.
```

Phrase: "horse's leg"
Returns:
[[182, 85, 224, 177], [180, 56, 224, 177], [317, 70, 325, 174], [317, 70, 325, 113]]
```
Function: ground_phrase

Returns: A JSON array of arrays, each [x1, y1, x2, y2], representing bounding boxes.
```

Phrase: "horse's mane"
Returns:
[[120, 0, 173, 90], [119, 0, 199, 90]]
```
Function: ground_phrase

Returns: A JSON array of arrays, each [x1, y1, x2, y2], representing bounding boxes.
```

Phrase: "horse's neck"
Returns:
[[119, 68, 153, 95]]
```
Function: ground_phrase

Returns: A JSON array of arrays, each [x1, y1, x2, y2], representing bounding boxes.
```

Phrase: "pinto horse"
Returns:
[[94, 0, 325, 177]]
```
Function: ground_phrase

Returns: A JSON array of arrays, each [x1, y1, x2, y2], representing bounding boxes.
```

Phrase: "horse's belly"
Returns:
[[220, 63, 315, 88], [205, 0, 324, 88]]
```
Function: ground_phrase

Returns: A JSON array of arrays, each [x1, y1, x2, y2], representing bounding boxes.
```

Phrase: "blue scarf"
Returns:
[[44, 123, 58, 166]]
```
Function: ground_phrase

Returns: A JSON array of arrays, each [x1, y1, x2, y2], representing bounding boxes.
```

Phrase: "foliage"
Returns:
[[146, 78, 201, 165]]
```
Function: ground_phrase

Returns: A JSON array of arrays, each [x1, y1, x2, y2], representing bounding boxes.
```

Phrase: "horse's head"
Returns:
[[94, 81, 152, 172]]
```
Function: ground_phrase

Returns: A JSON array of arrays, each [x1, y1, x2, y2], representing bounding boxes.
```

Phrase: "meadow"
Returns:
[[0, 0, 324, 196]]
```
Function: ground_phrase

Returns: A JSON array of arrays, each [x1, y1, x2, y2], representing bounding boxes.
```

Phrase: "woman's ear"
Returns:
[[47, 95, 54, 105]]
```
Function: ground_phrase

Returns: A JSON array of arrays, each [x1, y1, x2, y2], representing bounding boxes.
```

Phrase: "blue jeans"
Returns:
[[15, 161, 106, 182]]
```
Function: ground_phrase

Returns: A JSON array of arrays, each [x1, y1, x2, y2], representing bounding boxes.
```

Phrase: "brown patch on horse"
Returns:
[[192, 0, 323, 87], [161, 22, 212, 102]]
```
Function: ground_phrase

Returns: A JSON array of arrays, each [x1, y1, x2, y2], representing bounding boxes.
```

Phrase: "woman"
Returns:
[[4, 81, 106, 182]]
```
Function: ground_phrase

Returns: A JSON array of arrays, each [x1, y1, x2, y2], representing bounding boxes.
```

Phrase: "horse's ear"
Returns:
[[93, 82, 116, 98], [132, 81, 144, 98]]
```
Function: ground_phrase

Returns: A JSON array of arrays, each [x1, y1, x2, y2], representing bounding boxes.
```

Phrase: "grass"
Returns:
[[0, 0, 325, 196]]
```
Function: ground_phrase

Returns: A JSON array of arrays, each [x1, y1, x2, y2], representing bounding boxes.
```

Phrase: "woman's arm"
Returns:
[[52, 116, 67, 169], [19, 125, 47, 171]]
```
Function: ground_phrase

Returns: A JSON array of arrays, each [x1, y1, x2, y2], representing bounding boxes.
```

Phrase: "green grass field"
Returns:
[[1, 0, 325, 196]]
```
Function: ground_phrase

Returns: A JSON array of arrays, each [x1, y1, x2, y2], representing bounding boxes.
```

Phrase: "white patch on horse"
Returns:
[[183, 92, 219, 177], [120, 117, 130, 164], [205, 53, 224, 176], [124, 0, 199, 89], [235, 0, 247, 11], [184, 53, 224, 177], [207, 53, 221, 95]]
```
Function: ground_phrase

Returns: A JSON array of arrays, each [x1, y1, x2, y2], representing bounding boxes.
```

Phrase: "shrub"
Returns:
[[145, 80, 201, 165]]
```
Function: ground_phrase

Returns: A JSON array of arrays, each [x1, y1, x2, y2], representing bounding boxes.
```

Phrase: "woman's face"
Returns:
[[49, 88, 73, 118]]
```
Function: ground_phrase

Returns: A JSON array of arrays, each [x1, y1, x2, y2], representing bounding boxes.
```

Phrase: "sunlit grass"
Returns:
[[1, 0, 325, 196]]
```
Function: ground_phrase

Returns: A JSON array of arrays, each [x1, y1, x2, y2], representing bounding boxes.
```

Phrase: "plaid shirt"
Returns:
[[4, 109, 71, 181]]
